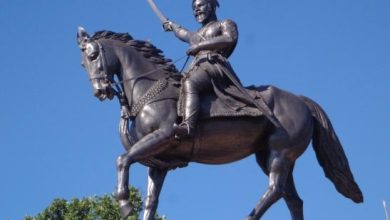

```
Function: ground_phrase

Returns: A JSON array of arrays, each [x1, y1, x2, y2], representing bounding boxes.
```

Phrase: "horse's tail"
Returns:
[[301, 96, 363, 203]]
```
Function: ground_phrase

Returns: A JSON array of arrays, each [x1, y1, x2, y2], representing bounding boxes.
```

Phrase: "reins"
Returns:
[[94, 39, 190, 119], [110, 53, 189, 88]]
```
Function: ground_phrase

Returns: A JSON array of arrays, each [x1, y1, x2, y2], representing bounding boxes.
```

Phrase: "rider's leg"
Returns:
[[174, 78, 200, 136], [174, 67, 211, 137]]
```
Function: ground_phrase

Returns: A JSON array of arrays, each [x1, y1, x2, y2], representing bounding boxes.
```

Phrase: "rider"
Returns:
[[164, 0, 279, 138]]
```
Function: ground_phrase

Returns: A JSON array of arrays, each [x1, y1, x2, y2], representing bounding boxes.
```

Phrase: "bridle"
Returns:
[[92, 40, 186, 92], [87, 41, 111, 81], [88, 39, 190, 118], [86, 40, 126, 102]]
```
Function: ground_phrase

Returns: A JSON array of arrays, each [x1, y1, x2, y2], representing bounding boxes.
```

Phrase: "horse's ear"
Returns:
[[77, 26, 90, 49]]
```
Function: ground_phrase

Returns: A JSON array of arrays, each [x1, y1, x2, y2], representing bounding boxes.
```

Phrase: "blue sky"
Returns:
[[0, 0, 389, 219]]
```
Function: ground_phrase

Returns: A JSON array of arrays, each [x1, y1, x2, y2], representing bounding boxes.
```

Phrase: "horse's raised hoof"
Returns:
[[119, 200, 133, 219]]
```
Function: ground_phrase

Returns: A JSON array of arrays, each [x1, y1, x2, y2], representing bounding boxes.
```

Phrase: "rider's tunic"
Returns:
[[179, 19, 256, 116]]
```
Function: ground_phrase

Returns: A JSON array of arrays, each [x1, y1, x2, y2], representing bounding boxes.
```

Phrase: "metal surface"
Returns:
[[77, 1, 363, 219]]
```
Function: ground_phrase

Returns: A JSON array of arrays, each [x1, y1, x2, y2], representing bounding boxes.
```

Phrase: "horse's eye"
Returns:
[[86, 42, 99, 61], [88, 51, 99, 61]]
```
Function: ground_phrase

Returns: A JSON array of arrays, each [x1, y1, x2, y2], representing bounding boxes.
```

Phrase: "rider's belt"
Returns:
[[194, 52, 227, 66]]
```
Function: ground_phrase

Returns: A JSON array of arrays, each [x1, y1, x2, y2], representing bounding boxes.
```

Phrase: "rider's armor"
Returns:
[[171, 19, 253, 137]]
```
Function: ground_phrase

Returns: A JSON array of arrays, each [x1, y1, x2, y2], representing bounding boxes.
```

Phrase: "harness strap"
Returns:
[[111, 54, 188, 87], [130, 78, 169, 117], [93, 39, 187, 119]]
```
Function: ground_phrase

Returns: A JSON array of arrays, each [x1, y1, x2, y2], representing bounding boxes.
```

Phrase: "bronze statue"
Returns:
[[77, 1, 363, 219], [163, 0, 280, 138]]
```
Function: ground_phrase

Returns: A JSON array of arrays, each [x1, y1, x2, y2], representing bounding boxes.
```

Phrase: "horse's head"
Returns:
[[78, 27, 179, 104], [77, 26, 119, 101]]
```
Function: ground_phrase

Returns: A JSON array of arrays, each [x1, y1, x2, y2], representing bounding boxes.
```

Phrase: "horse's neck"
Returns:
[[119, 48, 165, 108]]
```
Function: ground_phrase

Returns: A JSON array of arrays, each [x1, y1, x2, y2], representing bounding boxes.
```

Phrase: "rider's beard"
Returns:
[[195, 8, 213, 24]]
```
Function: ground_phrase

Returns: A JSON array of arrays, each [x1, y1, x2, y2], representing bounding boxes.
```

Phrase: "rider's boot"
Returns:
[[174, 91, 199, 139]]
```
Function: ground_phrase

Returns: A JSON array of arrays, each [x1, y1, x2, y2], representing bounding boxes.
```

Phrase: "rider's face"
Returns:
[[193, 0, 213, 24]]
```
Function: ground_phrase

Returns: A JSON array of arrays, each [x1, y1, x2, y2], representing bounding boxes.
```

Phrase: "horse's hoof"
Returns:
[[120, 201, 133, 219]]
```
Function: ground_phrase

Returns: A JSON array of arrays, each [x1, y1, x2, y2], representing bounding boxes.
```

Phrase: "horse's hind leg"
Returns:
[[247, 149, 293, 220], [255, 151, 303, 220], [283, 168, 304, 220], [256, 151, 304, 220]]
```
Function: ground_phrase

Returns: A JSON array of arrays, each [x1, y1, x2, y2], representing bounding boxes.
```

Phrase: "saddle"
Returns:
[[177, 84, 270, 119], [129, 75, 270, 120]]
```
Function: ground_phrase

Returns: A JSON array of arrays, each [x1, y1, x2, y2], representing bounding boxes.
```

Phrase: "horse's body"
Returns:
[[77, 28, 363, 220]]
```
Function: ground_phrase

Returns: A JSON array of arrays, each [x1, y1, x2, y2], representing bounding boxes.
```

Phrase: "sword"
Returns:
[[146, 0, 170, 28]]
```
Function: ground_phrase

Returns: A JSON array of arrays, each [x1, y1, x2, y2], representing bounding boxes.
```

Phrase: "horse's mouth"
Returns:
[[95, 89, 107, 101], [95, 88, 115, 101], [97, 93, 107, 101]]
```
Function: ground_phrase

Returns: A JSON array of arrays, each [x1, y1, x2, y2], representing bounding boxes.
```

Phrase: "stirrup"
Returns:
[[173, 122, 193, 139]]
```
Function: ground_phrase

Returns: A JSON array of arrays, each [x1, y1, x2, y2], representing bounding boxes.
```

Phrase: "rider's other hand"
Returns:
[[186, 45, 199, 56]]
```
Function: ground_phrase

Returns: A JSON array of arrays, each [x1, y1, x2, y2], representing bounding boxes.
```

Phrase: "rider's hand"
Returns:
[[186, 45, 200, 56], [163, 21, 173, 32]]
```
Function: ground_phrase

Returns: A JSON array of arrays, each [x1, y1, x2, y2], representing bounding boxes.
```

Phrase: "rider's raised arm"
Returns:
[[164, 20, 194, 43]]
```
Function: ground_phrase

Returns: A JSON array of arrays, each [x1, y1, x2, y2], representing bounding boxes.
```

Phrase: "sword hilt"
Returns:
[[162, 20, 173, 32]]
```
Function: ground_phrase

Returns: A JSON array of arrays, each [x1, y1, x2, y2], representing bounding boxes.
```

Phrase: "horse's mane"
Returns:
[[92, 30, 177, 73]]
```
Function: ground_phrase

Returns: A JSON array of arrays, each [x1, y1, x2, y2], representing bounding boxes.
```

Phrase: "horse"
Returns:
[[76, 27, 363, 220]]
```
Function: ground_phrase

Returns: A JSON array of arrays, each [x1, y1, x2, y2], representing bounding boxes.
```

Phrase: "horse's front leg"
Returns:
[[143, 168, 168, 220], [116, 127, 174, 219]]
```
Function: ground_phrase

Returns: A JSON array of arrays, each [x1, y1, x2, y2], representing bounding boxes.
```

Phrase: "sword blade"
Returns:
[[146, 0, 168, 24]]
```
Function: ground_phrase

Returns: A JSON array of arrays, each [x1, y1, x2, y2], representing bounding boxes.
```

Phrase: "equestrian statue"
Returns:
[[76, 0, 363, 219]]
